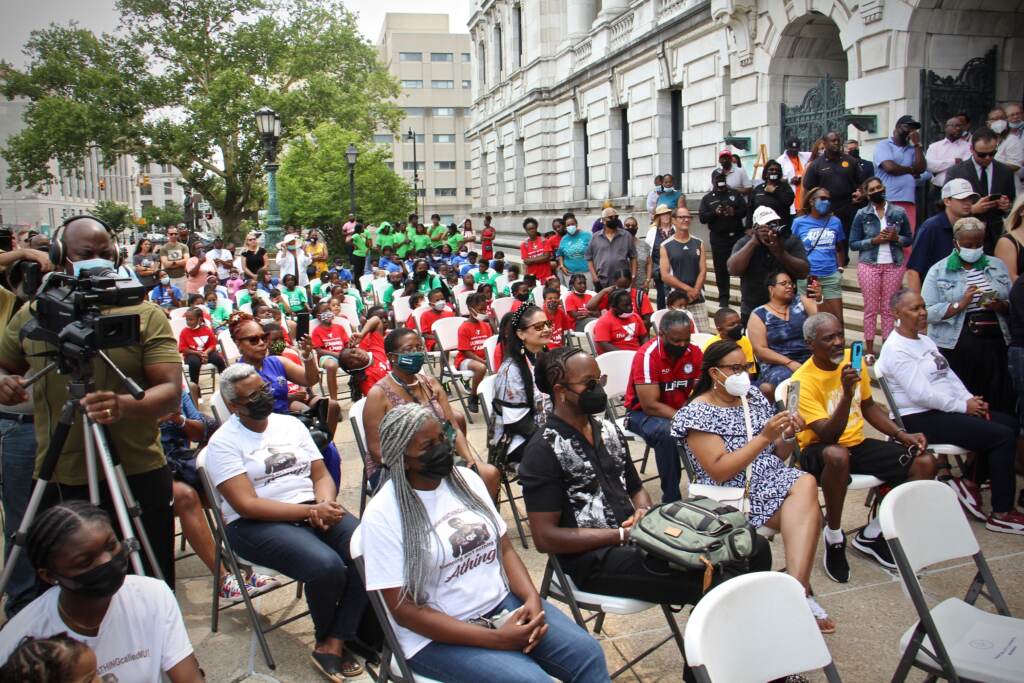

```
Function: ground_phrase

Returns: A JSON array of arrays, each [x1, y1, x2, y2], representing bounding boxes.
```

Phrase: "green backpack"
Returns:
[[629, 495, 757, 592]]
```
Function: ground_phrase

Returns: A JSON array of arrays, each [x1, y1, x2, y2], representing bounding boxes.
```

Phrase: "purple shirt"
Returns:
[[873, 139, 918, 202]]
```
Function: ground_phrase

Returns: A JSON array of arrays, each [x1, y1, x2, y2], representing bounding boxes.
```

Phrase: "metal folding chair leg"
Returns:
[[498, 469, 529, 549]]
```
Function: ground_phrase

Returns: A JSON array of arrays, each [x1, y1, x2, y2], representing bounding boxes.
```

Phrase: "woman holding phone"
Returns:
[[849, 176, 913, 356], [792, 187, 847, 329]]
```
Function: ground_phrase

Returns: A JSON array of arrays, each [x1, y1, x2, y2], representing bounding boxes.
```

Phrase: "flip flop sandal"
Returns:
[[340, 653, 364, 678], [310, 652, 347, 682]]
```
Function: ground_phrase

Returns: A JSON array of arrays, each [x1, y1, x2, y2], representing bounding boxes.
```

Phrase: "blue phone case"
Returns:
[[851, 342, 863, 371]]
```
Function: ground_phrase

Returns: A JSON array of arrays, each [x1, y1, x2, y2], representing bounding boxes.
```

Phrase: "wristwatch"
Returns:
[[952, 301, 960, 311]]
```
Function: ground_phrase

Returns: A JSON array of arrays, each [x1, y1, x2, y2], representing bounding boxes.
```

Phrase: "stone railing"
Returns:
[[573, 39, 593, 64], [610, 11, 635, 47], [658, 0, 691, 19]]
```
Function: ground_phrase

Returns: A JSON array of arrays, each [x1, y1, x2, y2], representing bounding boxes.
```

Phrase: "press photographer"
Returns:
[[0, 216, 183, 588]]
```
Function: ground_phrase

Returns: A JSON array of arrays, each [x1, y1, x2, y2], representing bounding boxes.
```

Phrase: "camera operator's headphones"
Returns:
[[49, 214, 123, 269]]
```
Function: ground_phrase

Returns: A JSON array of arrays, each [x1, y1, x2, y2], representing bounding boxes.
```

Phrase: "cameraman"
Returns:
[[699, 170, 748, 308], [0, 245, 53, 616], [0, 216, 183, 586]]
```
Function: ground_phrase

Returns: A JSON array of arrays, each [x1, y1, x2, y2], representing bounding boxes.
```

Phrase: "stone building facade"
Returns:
[[466, 0, 1023, 245]]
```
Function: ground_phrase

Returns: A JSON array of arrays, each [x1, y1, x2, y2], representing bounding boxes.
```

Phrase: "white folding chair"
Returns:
[[195, 447, 307, 671], [483, 335, 500, 373], [880, 480, 1022, 683], [685, 572, 842, 683], [359, 273, 375, 292], [349, 526, 443, 683], [217, 329, 240, 364], [583, 318, 599, 355], [392, 296, 414, 327], [370, 278, 391, 305], [169, 307, 189, 320], [348, 397, 376, 515], [490, 296, 515, 322], [688, 332, 714, 348], [237, 302, 252, 315], [596, 350, 653, 477], [169, 316, 188, 339], [494, 274, 509, 296], [338, 299, 360, 324], [455, 289, 473, 315], [477, 375, 528, 548], [432, 316, 475, 424]]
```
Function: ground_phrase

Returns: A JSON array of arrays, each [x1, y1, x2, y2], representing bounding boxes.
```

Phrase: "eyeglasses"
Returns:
[[562, 375, 608, 392], [236, 383, 271, 404], [765, 221, 783, 231], [526, 319, 554, 332], [716, 362, 756, 375], [975, 150, 996, 159], [238, 333, 268, 345], [770, 280, 795, 289], [673, 215, 693, 222]]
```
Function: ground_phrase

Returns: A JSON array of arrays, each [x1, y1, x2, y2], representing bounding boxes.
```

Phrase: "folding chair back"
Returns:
[[338, 300, 359, 323], [879, 480, 979, 574], [689, 332, 714, 348], [490, 296, 515, 322], [685, 572, 841, 683], [483, 335, 500, 373], [432, 316, 467, 355], [455, 289, 473, 315], [477, 375, 496, 426], [410, 306, 431, 333], [359, 273, 375, 292], [211, 388, 231, 424], [370, 278, 391, 304], [218, 329, 240, 363], [392, 295, 414, 326], [349, 398, 374, 514], [170, 316, 188, 339], [583, 318, 599, 353], [596, 350, 637, 416], [169, 307, 189, 320]]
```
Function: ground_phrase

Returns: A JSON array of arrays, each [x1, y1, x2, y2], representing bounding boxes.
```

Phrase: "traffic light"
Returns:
[[139, 175, 150, 186]]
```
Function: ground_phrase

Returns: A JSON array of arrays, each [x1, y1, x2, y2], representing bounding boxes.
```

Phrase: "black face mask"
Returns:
[[416, 440, 455, 481], [662, 340, 687, 357], [605, 218, 622, 230], [565, 382, 608, 415], [848, 148, 860, 159], [724, 325, 744, 341], [869, 190, 886, 205], [244, 389, 275, 420], [55, 549, 128, 598], [515, 291, 531, 302]]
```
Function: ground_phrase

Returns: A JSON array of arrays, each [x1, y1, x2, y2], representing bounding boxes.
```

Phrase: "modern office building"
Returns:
[[376, 13, 474, 225]]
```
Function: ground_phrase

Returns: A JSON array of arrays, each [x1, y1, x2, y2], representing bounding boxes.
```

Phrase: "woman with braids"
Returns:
[[670, 340, 832, 632], [362, 328, 499, 496], [491, 305, 552, 467], [361, 403, 609, 682], [0, 634, 99, 682], [0, 501, 203, 681], [205, 363, 368, 681], [520, 348, 772, 650]]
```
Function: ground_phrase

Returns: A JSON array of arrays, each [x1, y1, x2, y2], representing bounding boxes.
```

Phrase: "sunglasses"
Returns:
[[239, 333, 268, 345], [716, 362, 756, 375], [525, 319, 554, 332], [975, 151, 996, 159], [562, 375, 608, 392]]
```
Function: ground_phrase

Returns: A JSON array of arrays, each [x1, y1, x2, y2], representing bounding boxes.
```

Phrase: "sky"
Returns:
[[0, 0, 472, 67]]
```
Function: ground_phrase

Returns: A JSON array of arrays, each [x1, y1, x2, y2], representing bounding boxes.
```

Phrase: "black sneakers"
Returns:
[[851, 529, 897, 570], [823, 533, 849, 583]]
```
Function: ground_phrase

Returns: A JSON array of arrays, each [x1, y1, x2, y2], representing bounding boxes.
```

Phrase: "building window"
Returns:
[[163, 181, 173, 194], [493, 24, 503, 79], [140, 183, 152, 196], [431, 52, 453, 62], [434, 134, 455, 143], [465, 188, 472, 196], [404, 107, 426, 117], [462, 80, 471, 89], [431, 80, 454, 89], [164, 199, 175, 208], [478, 44, 487, 88], [416, 188, 426, 197], [399, 52, 422, 61], [373, 134, 394, 144], [141, 199, 153, 210], [435, 161, 456, 170], [465, 160, 472, 169], [439, 214, 455, 223], [513, 5, 524, 68], [401, 80, 423, 89], [435, 188, 457, 197], [433, 107, 456, 116], [161, 163, 172, 173], [462, 52, 471, 62], [403, 161, 425, 170], [385, 161, 394, 171]]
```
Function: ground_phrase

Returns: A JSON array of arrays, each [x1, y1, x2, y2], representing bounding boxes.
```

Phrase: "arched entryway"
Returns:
[[767, 12, 850, 152]]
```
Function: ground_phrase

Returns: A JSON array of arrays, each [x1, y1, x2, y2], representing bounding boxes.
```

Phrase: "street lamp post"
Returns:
[[406, 128, 420, 218], [254, 106, 283, 251], [345, 143, 358, 217]]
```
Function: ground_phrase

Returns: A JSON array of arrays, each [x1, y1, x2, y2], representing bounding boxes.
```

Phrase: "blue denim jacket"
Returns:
[[921, 255, 1011, 348], [848, 203, 912, 265]]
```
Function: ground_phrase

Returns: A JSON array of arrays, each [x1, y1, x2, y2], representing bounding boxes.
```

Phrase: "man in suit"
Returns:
[[946, 127, 1016, 253]]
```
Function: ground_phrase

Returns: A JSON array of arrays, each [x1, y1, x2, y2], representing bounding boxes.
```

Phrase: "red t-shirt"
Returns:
[[545, 307, 573, 348], [419, 306, 455, 350], [312, 323, 350, 354], [546, 233, 563, 255], [592, 309, 647, 353], [455, 319, 493, 367], [511, 299, 526, 314], [563, 291, 592, 318], [357, 331, 390, 396], [520, 236, 554, 280], [624, 339, 703, 412], [178, 325, 217, 354], [596, 288, 654, 317]]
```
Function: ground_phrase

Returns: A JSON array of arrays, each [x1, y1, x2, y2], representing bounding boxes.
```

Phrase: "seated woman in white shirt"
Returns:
[[360, 403, 609, 683], [0, 501, 203, 682], [205, 363, 368, 680], [876, 288, 1024, 535]]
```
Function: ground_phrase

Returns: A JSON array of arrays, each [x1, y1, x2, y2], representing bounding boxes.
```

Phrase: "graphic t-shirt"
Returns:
[[624, 339, 702, 412], [545, 307, 574, 348], [178, 325, 217, 354], [593, 310, 647, 352], [520, 236, 554, 280], [874, 331, 973, 417], [362, 467, 508, 658], [157, 242, 188, 278], [283, 286, 309, 312], [356, 331, 391, 395], [205, 413, 323, 524], [0, 576, 193, 680], [792, 349, 872, 449], [455, 319, 492, 367], [312, 323, 351, 354], [792, 215, 845, 277], [563, 291, 593, 318], [149, 284, 182, 308]]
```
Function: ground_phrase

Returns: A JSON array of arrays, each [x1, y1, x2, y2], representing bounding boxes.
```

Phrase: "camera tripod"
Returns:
[[0, 352, 162, 599]]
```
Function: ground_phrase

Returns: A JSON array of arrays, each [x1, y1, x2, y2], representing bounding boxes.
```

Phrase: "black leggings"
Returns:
[[901, 409, 1018, 512], [183, 351, 226, 383]]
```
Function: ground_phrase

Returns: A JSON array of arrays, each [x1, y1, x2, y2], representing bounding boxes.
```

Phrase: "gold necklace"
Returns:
[[766, 302, 789, 318], [58, 596, 101, 634]]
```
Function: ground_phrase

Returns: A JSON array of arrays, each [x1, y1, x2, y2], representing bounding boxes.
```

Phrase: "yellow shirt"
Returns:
[[701, 334, 757, 375], [792, 349, 872, 449]]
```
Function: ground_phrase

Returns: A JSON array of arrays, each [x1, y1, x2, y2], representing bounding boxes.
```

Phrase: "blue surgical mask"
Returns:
[[814, 198, 832, 215], [566, 225, 578, 235], [71, 257, 116, 276]]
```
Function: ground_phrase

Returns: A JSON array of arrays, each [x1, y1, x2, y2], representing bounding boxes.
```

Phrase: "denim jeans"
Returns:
[[226, 513, 367, 644], [409, 592, 610, 683], [626, 410, 681, 503], [0, 419, 37, 617]]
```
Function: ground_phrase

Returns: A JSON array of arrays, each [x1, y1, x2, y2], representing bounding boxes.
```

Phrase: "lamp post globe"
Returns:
[[346, 143, 358, 216], [254, 107, 283, 251]]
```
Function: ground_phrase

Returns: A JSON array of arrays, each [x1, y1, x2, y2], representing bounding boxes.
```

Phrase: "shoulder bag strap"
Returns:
[[740, 396, 755, 503]]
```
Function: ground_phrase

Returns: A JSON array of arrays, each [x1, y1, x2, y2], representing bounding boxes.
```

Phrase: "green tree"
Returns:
[[142, 204, 184, 229], [91, 200, 133, 233], [1, 0, 401, 242], [277, 123, 413, 257]]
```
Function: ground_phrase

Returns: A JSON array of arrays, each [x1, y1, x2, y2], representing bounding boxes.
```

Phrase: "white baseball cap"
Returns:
[[942, 178, 979, 200], [752, 206, 782, 225]]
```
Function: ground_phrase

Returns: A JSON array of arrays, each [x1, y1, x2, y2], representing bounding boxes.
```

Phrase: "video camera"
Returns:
[[21, 269, 146, 361]]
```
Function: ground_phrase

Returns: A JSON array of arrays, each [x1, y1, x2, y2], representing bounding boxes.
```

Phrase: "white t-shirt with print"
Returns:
[[207, 248, 233, 279], [205, 412, 322, 524], [361, 467, 509, 658], [0, 576, 193, 680]]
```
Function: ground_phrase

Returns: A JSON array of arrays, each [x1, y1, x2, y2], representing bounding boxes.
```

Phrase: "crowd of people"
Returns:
[[0, 103, 1021, 681]]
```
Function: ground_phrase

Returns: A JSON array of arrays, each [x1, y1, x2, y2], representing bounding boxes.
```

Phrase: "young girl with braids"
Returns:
[[0, 634, 99, 683], [0, 501, 203, 682], [360, 403, 609, 682]]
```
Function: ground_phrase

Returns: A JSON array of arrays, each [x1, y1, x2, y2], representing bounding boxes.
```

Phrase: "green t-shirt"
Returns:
[[236, 290, 261, 309], [0, 303, 181, 485], [283, 286, 309, 311], [446, 234, 464, 252], [473, 270, 498, 288], [352, 233, 369, 257], [429, 225, 447, 247], [391, 232, 408, 258], [310, 280, 329, 299], [208, 303, 232, 328], [416, 273, 443, 295], [377, 233, 396, 251], [383, 284, 400, 308], [410, 233, 432, 253]]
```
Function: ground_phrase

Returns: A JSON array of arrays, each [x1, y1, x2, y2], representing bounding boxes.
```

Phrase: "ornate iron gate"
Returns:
[[780, 74, 849, 150], [920, 47, 996, 145]]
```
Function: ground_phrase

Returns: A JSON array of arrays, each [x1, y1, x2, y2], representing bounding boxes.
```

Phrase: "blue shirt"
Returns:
[[459, 262, 479, 277], [656, 188, 683, 210], [556, 230, 592, 273], [329, 266, 353, 281], [244, 355, 291, 413], [792, 215, 845, 276], [149, 284, 182, 308], [159, 391, 206, 459], [873, 139, 918, 202], [378, 257, 403, 273], [907, 211, 954, 278]]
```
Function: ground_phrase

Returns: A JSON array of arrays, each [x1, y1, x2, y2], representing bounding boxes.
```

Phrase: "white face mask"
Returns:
[[989, 119, 1008, 134], [957, 243, 985, 263], [719, 370, 751, 397], [431, 300, 446, 311]]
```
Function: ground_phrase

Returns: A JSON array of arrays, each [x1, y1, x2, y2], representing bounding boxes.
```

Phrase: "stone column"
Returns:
[[566, 0, 597, 38], [595, 0, 628, 26]]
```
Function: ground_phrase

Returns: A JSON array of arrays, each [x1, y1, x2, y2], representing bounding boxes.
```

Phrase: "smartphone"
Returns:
[[296, 312, 310, 340], [807, 275, 822, 303], [986, 194, 1003, 202], [978, 291, 998, 307], [786, 380, 800, 417], [851, 341, 864, 372]]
